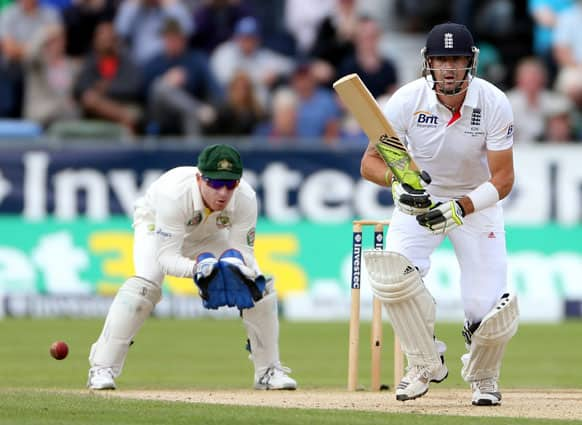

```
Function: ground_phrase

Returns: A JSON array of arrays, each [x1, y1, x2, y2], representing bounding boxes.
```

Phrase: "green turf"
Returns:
[[0, 318, 580, 424]]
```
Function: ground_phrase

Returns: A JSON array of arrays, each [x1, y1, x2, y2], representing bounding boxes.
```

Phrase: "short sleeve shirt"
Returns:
[[382, 77, 514, 199]]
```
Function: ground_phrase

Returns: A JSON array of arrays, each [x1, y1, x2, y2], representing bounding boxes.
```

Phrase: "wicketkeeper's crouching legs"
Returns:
[[88, 276, 161, 390], [242, 280, 297, 390], [88, 255, 296, 391], [461, 292, 519, 406], [364, 250, 448, 401], [194, 250, 296, 390]]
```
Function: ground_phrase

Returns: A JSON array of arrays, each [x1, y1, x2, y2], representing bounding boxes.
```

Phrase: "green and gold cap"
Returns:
[[197, 144, 243, 179]]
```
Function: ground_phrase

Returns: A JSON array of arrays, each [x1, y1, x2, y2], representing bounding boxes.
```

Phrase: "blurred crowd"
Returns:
[[0, 0, 580, 144]]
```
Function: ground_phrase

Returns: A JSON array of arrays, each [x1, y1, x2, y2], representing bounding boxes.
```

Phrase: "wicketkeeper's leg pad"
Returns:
[[89, 276, 161, 377], [461, 292, 519, 382], [242, 289, 280, 377], [364, 250, 441, 369]]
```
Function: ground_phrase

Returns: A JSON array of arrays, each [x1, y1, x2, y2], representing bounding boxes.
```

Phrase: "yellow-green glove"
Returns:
[[376, 140, 431, 190]]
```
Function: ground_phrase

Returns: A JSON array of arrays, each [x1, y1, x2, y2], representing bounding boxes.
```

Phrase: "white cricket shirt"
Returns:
[[134, 166, 258, 278], [382, 77, 514, 199]]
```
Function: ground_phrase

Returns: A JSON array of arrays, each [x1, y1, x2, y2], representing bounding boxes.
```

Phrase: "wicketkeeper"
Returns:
[[361, 23, 518, 406], [87, 144, 297, 391]]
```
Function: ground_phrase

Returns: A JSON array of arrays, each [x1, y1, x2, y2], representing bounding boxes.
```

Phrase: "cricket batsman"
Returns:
[[360, 23, 518, 405], [87, 144, 297, 391]]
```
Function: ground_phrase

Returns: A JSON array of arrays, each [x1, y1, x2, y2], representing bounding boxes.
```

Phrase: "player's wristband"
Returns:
[[467, 182, 499, 212]]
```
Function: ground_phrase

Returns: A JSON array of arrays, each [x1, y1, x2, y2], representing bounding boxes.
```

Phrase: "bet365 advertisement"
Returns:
[[0, 146, 581, 321]]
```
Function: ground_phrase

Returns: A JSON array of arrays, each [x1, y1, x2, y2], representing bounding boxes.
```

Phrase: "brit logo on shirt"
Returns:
[[471, 108, 481, 126], [415, 110, 439, 128]]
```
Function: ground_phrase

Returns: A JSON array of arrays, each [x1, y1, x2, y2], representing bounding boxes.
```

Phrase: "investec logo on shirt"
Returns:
[[414, 110, 439, 128]]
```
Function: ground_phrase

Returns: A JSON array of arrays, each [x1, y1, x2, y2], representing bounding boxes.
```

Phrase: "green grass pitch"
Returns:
[[0, 318, 580, 424]]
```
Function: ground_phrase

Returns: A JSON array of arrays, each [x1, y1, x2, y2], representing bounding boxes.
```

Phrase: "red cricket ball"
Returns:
[[50, 341, 69, 360]]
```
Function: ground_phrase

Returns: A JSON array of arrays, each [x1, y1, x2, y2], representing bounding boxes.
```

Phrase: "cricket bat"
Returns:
[[333, 73, 430, 188]]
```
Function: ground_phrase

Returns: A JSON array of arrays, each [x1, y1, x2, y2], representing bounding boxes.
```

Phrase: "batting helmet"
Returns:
[[421, 23, 479, 96], [424, 23, 475, 57]]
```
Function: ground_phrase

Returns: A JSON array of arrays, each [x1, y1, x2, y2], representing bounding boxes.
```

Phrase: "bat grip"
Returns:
[[420, 170, 432, 184]]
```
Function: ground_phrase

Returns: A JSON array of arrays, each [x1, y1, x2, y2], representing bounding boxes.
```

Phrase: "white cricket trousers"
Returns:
[[387, 204, 508, 324]]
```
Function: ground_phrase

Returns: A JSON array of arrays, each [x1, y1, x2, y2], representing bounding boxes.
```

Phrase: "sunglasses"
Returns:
[[202, 176, 239, 190]]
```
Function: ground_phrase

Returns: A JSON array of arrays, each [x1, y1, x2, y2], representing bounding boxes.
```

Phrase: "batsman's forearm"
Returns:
[[361, 150, 391, 187], [490, 172, 514, 200]]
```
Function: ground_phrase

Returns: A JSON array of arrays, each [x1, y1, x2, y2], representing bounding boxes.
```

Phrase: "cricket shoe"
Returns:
[[395, 360, 448, 401], [471, 377, 501, 406], [254, 364, 297, 390], [87, 367, 116, 390]]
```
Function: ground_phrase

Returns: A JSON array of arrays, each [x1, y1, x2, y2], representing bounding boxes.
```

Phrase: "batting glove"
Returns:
[[416, 200, 465, 235], [392, 180, 432, 215]]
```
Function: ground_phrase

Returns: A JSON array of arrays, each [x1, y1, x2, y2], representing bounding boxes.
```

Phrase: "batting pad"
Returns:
[[462, 293, 519, 382], [364, 250, 441, 369], [89, 276, 162, 376]]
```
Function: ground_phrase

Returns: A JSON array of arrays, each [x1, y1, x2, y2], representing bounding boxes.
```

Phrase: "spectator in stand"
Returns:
[[289, 61, 340, 144], [338, 109, 367, 144], [23, 24, 80, 127], [255, 60, 344, 145], [528, 0, 573, 84], [543, 96, 576, 142], [190, 0, 253, 55], [309, 0, 357, 86], [284, 0, 334, 56], [554, 67, 582, 140], [506, 57, 572, 143], [0, 0, 62, 58], [337, 16, 398, 98], [453, 0, 532, 90], [143, 18, 222, 136], [210, 16, 294, 106], [114, 0, 193, 65], [74, 21, 143, 134], [204, 70, 264, 136], [253, 87, 298, 143], [62, 0, 118, 59], [553, 2, 582, 74], [245, 0, 296, 56], [395, 0, 449, 31], [0, 0, 62, 117], [553, 0, 582, 139]]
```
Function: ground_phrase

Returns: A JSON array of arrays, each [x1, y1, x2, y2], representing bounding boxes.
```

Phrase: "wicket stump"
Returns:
[[348, 219, 404, 392]]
